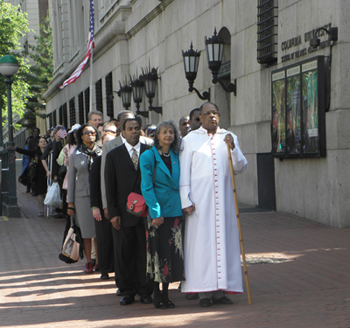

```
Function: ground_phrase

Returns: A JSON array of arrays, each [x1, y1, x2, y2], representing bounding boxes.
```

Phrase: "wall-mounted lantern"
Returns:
[[182, 43, 210, 101], [205, 28, 236, 95], [182, 27, 237, 101], [141, 67, 162, 114], [130, 74, 149, 118], [111, 81, 132, 110]]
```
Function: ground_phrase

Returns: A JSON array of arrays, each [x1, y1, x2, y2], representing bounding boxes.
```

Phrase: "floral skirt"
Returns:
[[146, 216, 185, 283]]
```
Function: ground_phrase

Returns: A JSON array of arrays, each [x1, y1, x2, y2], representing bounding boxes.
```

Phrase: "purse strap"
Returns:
[[70, 215, 76, 227]]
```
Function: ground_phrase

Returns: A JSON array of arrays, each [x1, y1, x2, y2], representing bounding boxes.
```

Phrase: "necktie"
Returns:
[[131, 148, 138, 169]]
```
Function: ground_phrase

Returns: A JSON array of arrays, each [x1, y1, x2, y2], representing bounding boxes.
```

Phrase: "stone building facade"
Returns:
[[43, 0, 350, 228]]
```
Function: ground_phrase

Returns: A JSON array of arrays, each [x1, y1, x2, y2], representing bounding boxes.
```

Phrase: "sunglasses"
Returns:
[[82, 131, 96, 136]]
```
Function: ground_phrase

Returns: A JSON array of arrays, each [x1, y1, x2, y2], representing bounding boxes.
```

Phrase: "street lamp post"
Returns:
[[0, 55, 21, 217]]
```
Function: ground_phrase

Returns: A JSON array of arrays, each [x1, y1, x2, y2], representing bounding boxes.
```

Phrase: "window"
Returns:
[[52, 0, 63, 69], [69, 0, 84, 57], [78, 92, 84, 124], [257, 0, 278, 65], [84, 87, 90, 121], [69, 97, 76, 126], [53, 110, 57, 126], [49, 112, 53, 128], [59, 106, 63, 125], [62, 103, 68, 128], [95, 79, 103, 113], [105, 72, 114, 117]]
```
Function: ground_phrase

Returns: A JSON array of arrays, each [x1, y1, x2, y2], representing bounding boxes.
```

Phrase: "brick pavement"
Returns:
[[0, 183, 349, 327]]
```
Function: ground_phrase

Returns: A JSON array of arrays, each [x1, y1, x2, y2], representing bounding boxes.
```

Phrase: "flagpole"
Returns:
[[89, 46, 93, 112]]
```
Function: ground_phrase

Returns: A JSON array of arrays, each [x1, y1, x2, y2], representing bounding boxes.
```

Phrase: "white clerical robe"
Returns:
[[179, 126, 248, 293]]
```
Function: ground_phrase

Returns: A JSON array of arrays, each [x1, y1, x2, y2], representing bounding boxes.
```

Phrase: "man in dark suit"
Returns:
[[105, 118, 153, 306], [101, 110, 153, 220]]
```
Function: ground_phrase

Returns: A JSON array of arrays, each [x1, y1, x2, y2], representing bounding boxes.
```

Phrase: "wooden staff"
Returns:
[[227, 143, 252, 305]]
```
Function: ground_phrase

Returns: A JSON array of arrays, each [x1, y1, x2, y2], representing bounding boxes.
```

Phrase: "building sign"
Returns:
[[280, 24, 331, 63], [271, 56, 326, 158]]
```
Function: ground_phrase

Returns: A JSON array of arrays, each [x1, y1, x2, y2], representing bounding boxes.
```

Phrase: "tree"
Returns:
[[23, 14, 54, 128], [0, 0, 31, 128]]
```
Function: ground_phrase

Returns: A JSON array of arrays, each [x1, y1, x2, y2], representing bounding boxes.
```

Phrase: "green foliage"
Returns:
[[25, 13, 54, 122], [0, 1, 31, 127]]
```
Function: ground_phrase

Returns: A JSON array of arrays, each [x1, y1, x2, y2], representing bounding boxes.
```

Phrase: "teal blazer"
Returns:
[[140, 146, 182, 220]]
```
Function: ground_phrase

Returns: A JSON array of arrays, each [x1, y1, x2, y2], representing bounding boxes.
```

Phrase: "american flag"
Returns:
[[59, 0, 95, 89], [56, 127, 68, 139]]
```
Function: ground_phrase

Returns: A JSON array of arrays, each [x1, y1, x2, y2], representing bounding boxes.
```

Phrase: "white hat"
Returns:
[[68, 123, 81, 134], [147, 125, 157, 135]]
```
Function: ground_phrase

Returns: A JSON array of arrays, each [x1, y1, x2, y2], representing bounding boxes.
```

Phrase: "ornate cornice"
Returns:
[[126, 0, 174, 38]]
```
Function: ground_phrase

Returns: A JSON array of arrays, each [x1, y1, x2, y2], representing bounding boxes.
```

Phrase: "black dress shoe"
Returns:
[[199, 298, 212, 307], [116, 289, 122, 297], [212, 296, 233, 305], [140, 295, 153, 304], [120, 295, 134, 305], [186, 293, 199, 300], [100, 272, 109, 279]]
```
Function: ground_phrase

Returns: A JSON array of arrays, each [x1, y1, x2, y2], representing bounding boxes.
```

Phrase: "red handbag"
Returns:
[[126, 192, 148, 217]]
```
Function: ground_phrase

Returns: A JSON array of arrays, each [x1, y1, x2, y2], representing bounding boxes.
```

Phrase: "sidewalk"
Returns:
[[0, 183, 349, 327]]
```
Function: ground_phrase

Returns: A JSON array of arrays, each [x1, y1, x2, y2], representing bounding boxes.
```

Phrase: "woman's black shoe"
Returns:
[[164, 299, 175, 308], [153, 294, 167, 309], [153, 300, 167, 309]]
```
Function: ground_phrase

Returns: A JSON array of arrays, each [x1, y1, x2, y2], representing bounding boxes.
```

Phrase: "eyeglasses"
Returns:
[[82, 131, 96, 136], [103, 129, 117, 134]]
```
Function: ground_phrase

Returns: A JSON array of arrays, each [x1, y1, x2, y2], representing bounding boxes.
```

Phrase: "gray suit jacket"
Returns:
[[67, 149, 92, 203], [101, 135, 153, 209]]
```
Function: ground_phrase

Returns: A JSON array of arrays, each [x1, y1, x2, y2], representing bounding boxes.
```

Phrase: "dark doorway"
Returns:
[[257, 153, 276, 211]]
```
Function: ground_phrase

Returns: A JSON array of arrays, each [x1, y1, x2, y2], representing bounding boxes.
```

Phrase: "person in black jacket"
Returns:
[[28, 127, 40, 151], [16, 136, 48, 216], [41, 125, 65, 182], [105, 118, 153, 306], [41, 125, 65, 217], [89, 133, 115, 280]]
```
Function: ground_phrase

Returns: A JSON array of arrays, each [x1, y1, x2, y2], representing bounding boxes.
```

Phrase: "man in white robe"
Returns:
[[179, 102, 248, 307]]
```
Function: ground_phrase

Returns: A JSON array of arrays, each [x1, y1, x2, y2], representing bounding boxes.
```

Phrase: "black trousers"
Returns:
[[95, 215, 114, 274], [112, 218, 153, 297]]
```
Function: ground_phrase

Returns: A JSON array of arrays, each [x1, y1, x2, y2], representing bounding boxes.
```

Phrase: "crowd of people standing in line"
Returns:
[[16, 102, 248, 309]]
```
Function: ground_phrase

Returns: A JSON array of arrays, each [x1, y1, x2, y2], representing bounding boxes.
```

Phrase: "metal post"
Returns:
[[0, 103, 2, 215], [4, 78, 20, 216]]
